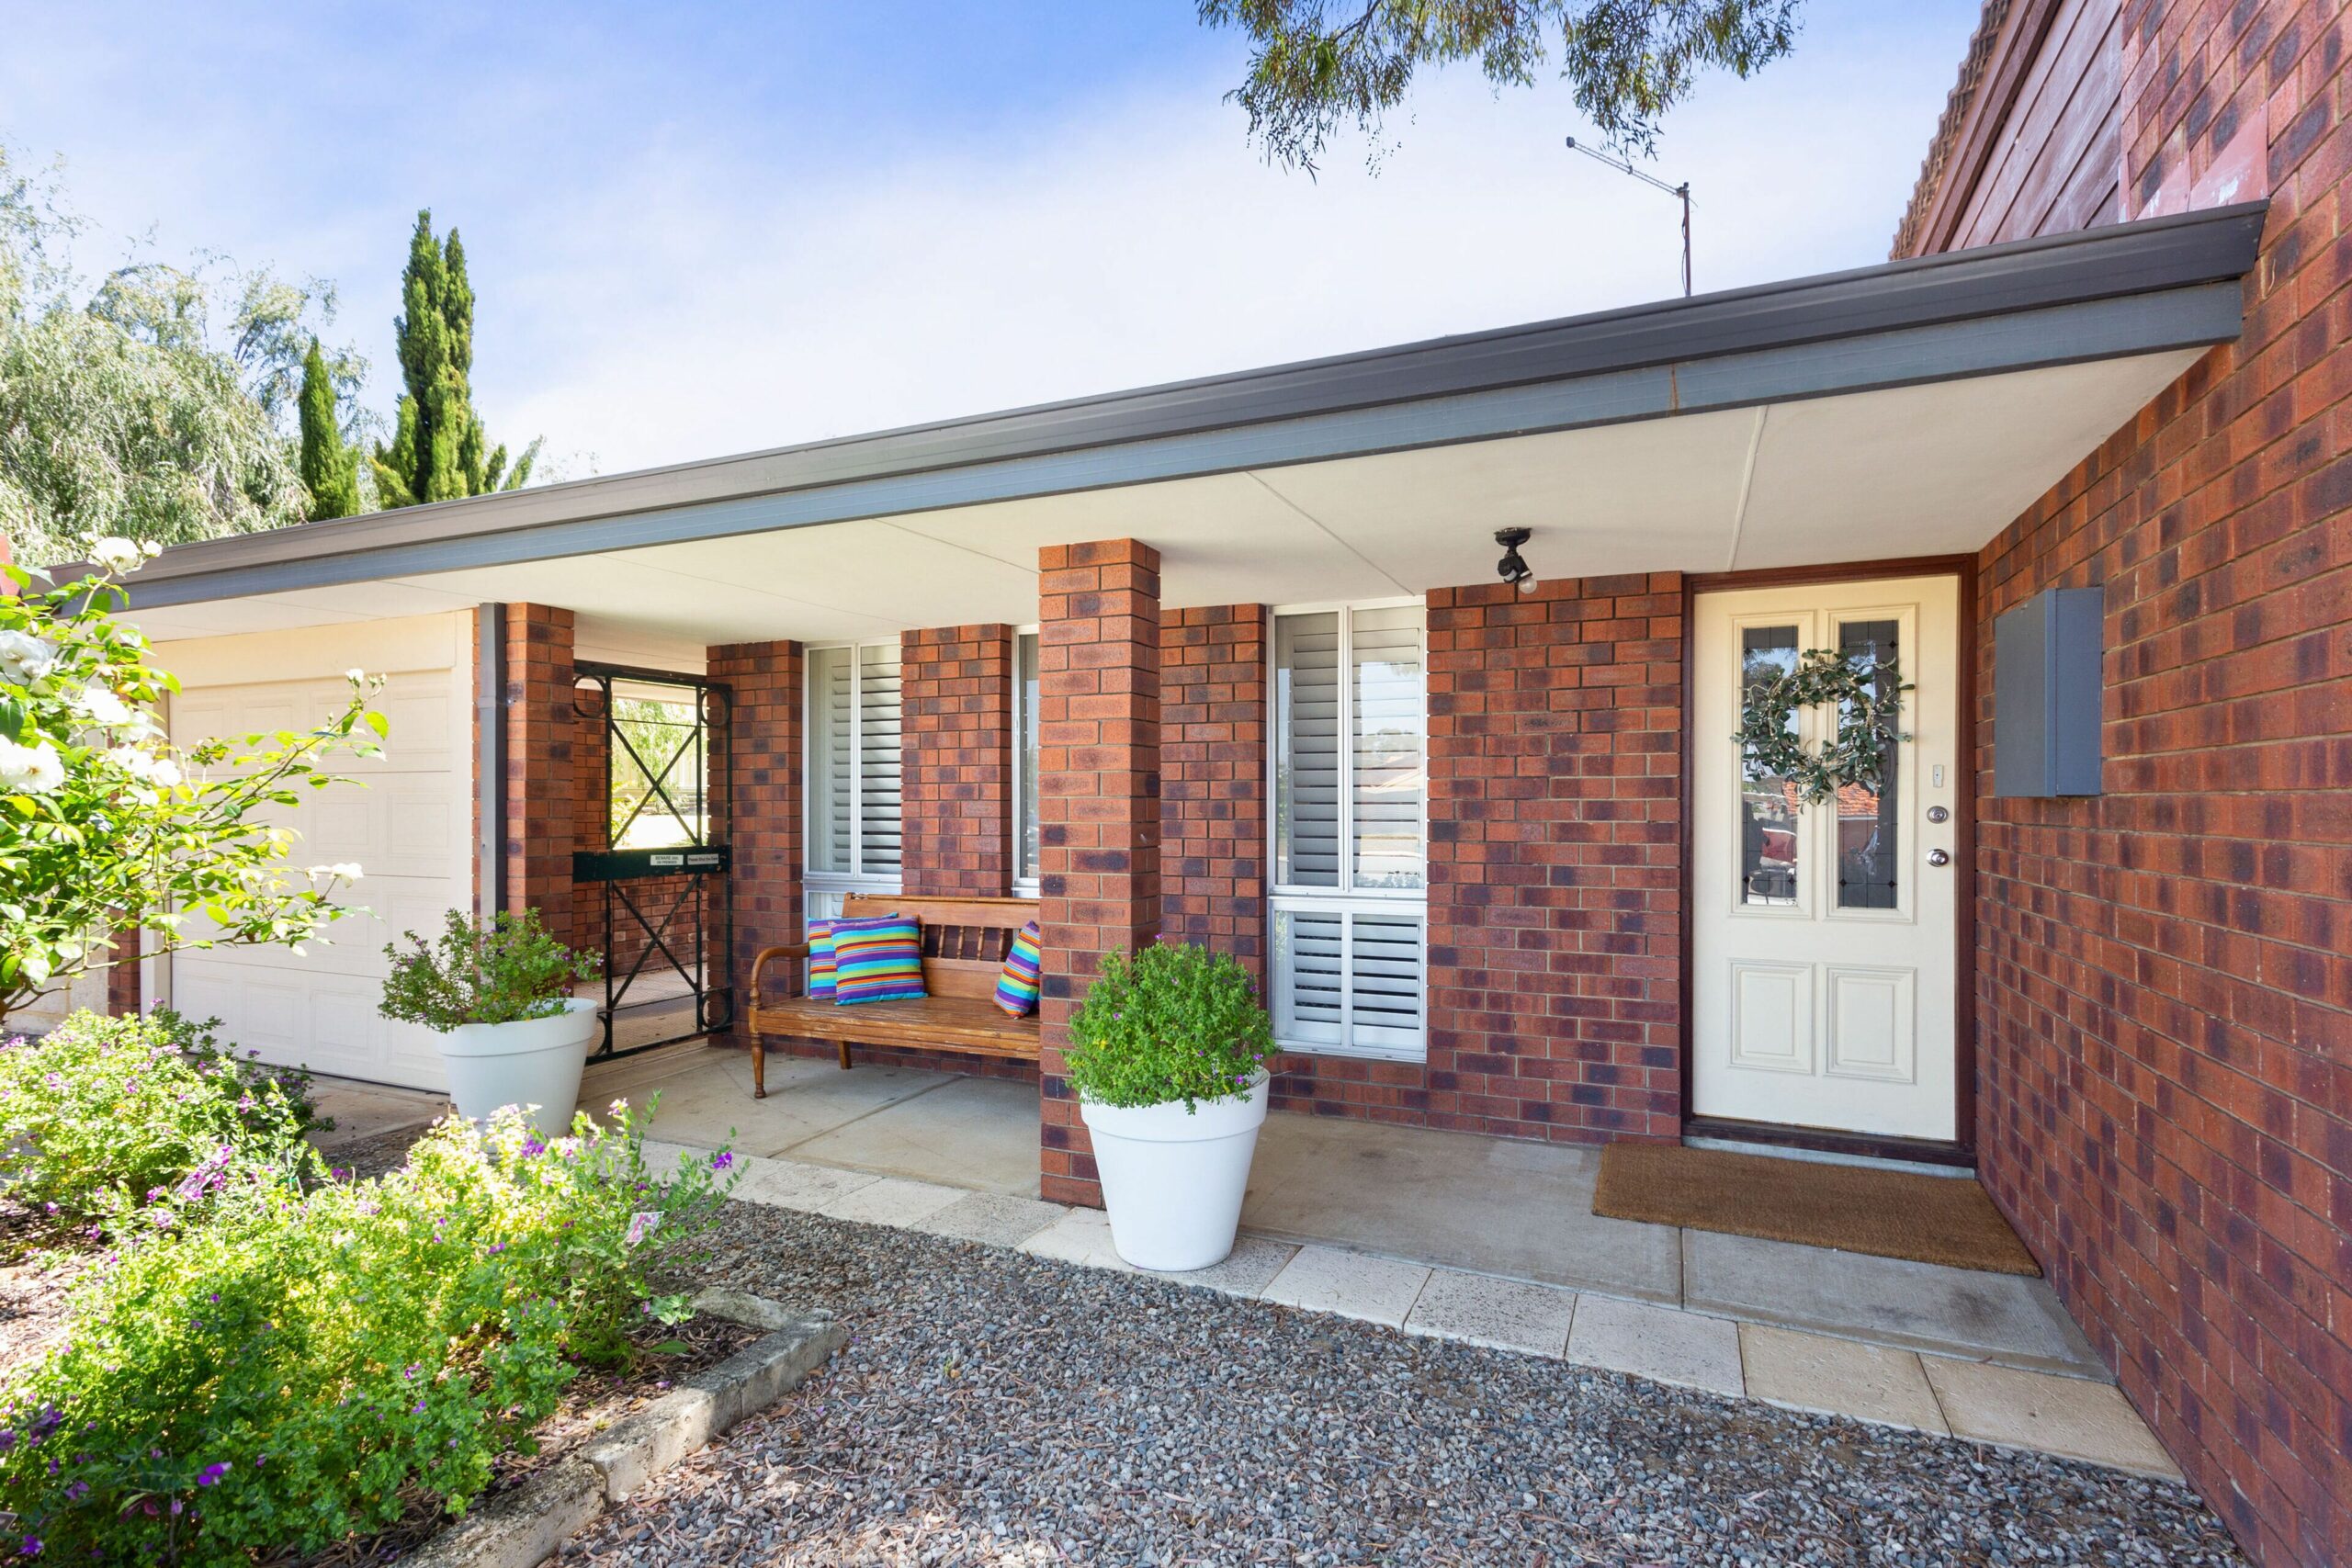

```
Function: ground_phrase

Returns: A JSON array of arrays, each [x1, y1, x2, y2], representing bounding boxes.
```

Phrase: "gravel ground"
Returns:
[[561, 1200, 2246, 1568]]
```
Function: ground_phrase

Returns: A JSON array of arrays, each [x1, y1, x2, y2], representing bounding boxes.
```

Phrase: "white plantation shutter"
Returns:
[[1348, 910, 1426, 1048], [809, 647, 855, 874], [1272, 603, 1428, 1061], [1274, 908, 1345, 1045], [805, 641, 903, 885], [1275, 613, 1341, 886], [1350, 604, 1425, 892], [857, 642, 903, 874]]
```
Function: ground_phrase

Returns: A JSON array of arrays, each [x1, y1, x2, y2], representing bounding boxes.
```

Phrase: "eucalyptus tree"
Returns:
[[1200, 0, 1802, 171]]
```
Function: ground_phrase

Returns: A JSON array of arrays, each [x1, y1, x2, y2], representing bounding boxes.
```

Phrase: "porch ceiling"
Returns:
[[111, 204, 2261, 654]]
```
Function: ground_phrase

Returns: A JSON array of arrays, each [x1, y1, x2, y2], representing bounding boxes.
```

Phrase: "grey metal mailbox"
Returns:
[[1994, 587, 2105, 797]]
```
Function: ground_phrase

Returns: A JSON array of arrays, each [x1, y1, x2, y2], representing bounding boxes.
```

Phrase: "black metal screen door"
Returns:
[[571, 662, 734, 1057]]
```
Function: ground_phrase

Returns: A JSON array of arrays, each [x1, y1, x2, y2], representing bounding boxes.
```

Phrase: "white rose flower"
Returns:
[[89, 536, 144, 572], [72, 684, 133, 728], [0, 737, 65, 795], [330, 862, 364, 879], [0, 629, 57, 684], [148, 755, 183, 787], [345, 668, 368, 683]]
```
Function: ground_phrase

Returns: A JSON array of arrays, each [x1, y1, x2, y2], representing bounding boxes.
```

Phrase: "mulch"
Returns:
[[1593, 1141, 2041, 1275]]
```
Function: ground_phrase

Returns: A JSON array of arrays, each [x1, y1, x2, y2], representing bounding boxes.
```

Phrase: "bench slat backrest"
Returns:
[[840, 893, 1038, 1003]]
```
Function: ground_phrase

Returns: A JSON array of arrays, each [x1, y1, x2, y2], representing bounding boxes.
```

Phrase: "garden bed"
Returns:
[[267, 1312, 764, 1568]]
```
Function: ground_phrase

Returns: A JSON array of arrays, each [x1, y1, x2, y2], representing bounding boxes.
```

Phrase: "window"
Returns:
[[1012, 627, 1040, 893], [805, 640, 902, 919], [1271, 602, 1427, 1060]]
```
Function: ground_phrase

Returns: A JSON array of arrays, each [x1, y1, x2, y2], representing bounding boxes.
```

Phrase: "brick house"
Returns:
[[66, 1, 2347, 1561]]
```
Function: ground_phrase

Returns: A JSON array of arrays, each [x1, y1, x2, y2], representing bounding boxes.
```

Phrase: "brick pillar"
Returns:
[[503, 604, 578, 940], [708, 641, 802, 1043], [106, 948, 141, 1018], [1425, 573, 1683, 1142], [902, 624, 1013, 897], [1160, 604, 1269, 986], [1036, 540, 1160, 1207]]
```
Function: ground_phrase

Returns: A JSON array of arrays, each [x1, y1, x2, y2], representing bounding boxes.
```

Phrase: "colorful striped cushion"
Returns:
[[831, 914, 926, 1005], [993, 920, 1043, 1018], [806, 918, 838, 1000]]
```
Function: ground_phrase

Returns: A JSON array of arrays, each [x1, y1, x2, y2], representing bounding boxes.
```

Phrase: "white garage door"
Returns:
[[164, 617, 474, 1091]]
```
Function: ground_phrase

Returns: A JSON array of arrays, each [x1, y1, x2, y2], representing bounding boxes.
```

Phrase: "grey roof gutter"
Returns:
[[114, 201, 2265, 610]]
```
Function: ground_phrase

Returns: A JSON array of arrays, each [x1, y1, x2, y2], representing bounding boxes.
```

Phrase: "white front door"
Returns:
[[1691, 575, 1960, 1142]]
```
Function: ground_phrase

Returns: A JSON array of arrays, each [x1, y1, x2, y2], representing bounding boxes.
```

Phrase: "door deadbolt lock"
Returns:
[[1926, 848, 1951, 867], [1925, 806, 1950, 824]]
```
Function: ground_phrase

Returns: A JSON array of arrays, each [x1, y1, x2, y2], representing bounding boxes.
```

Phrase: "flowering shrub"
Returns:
[[0, 546, 383, 1026], [0, 1007, 324, 1229], [379, 908, 601, 1031], [1063, 942, 1275, 1111], [0, 1100, 735, 1565]]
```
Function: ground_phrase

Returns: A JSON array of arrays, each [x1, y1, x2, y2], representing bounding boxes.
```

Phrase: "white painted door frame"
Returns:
[[1688, 570, 1966, 1145]]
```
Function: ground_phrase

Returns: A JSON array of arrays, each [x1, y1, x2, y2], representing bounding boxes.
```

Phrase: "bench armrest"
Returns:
[[750, 942, 811, 1000]]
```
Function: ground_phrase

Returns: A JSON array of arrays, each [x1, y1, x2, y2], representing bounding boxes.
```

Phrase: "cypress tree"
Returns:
[[369, 209, 538, 509], [296, 339, 361, 520]]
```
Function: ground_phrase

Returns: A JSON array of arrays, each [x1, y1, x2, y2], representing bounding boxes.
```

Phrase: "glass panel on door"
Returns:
[[1738, 626, 1802, 908], [1835, 617, 1901, 911]]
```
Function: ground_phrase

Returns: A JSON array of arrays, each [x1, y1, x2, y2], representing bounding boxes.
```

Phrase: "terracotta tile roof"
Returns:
[[1891, 0, 2012, 258]]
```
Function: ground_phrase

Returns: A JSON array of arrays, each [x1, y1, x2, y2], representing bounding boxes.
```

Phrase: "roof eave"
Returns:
[[101, 202, 2266, 610]]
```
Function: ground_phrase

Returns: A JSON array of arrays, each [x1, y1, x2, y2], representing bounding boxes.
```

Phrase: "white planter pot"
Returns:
[[1080, 1072, 1269, 1271], [433, 997, 599, 1138]]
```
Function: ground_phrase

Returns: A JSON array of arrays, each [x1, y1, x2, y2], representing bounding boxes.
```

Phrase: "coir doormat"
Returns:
[[1594, 1142, 2041, 1275]]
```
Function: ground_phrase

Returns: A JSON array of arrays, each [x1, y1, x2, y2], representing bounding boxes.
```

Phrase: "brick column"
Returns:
[[707, 641, 802, 1043], [1160, 605, 1269, 985], [1036, 540, 1160, 1207], [1424, 573, 1683, 1142], [902, 624, 1013, 897], [503, 604, 578, 940]]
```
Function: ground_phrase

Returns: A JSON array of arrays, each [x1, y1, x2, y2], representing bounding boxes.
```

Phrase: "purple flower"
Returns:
[[63, 1482, 86, 1503], [196, 1462, 229, 1487], [519, 1136, 546, 1156], [709, 1150, 734, 1171], [411, 1402, 427, 1416], [17, 1535, 39, 1556]]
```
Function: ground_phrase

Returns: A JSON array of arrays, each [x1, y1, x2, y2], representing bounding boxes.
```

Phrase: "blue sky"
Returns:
[[4, 1, 1980, 477]]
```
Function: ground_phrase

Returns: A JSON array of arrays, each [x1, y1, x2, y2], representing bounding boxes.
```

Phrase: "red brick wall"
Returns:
[[1967, 5, 2351, 1563], [902, 624, 1013, 898], [1036, 540, 1161, 1207], [503, 604, 579, 941], [1159, 605, 1269, 984], [708, 641, 802, 1046]]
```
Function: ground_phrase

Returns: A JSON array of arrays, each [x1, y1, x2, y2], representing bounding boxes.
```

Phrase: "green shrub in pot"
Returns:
[[1062, 942, 1274, 1111], [379, 908, 600, 1031]]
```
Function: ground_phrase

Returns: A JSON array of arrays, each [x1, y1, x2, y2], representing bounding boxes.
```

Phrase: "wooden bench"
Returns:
[[744, 893, 1040, 1099]]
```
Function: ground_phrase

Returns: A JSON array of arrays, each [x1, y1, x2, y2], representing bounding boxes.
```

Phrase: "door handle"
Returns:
[[1926, 849, 1951, 867]]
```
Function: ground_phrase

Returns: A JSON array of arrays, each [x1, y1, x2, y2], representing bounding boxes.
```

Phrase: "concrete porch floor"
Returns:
[[556, 1045, 2106, 1380]]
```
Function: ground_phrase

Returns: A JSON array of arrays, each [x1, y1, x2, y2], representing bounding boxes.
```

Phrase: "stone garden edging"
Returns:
[[402, 1289, 845, 1568]]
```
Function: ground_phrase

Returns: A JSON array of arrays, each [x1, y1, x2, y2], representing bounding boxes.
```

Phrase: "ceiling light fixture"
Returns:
[[1495, 527, 1536, 593]]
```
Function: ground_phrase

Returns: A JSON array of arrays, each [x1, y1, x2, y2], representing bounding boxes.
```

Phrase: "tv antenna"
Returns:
[[1564, 136, 1691, 297]]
